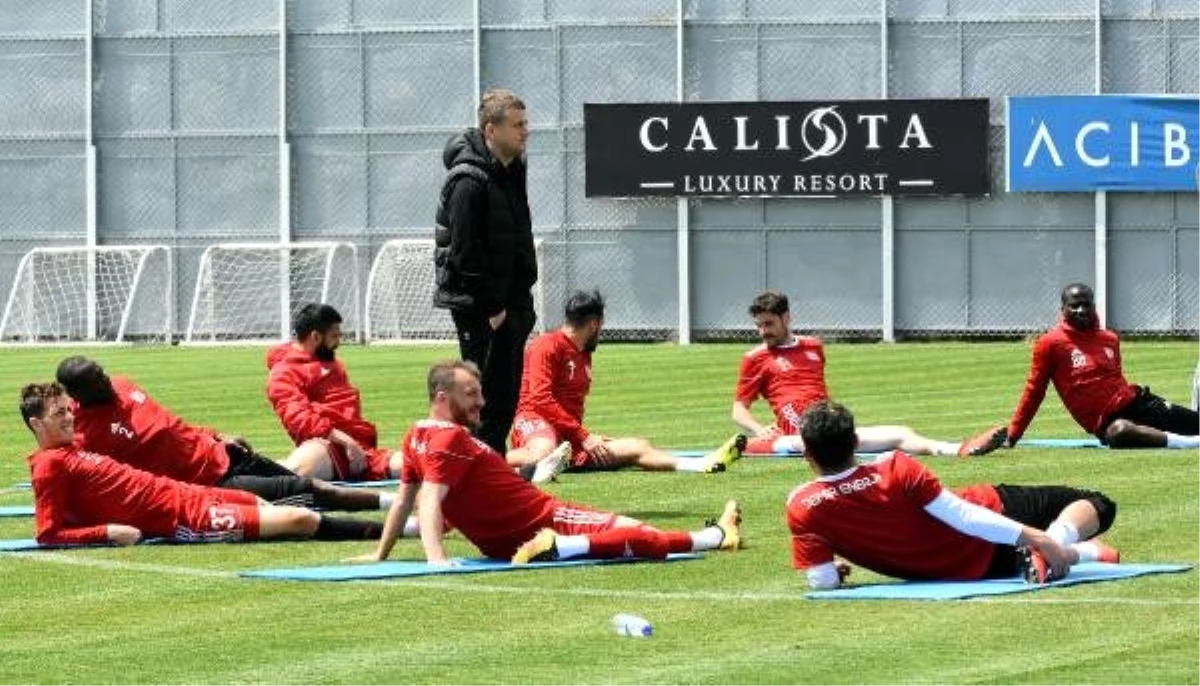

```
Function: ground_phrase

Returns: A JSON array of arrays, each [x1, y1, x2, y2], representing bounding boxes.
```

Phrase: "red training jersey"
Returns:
[[28, 445, 254, 545], [1007, 318, 1139, 442], [401, 419, 557, 558], [786, 451, 1002, 581], [514, 329, 592, 444], [71, 376, 229, 486], [266, 343, 378, 448], [735, 336, 830, 434]]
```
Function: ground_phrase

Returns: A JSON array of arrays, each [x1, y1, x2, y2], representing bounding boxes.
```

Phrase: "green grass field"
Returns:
[[0, 341, 1196, 684]]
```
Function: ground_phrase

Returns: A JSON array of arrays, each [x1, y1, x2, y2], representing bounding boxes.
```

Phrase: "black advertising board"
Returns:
[[584, 99, 990, 197]]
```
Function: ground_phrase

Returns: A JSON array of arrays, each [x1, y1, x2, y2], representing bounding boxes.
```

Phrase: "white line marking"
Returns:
[[639, 181, 674, 189], [897, 179, 934, 187], [6, 551, 235, 578]]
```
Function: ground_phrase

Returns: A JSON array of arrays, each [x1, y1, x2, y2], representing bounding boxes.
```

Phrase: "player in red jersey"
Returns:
[[266, 303, 404, 481], [1006, 283, 1198, 449], [20, 383, 382, 546], [56, 356, 399, 516], [787, 400, 1120, 587], [348, 360, 743, 566], [505, 289, 745, 484], [733, 290, 1007, 458]]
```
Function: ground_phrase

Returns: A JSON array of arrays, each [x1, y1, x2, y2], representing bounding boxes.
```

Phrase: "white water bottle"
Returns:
[[611, 613, 653, 638]]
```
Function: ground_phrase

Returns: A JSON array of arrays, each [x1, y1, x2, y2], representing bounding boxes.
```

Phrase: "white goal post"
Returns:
[[185, 241, 361, 344], [0, 244, 173, 344], [364, 238, 546, 344]]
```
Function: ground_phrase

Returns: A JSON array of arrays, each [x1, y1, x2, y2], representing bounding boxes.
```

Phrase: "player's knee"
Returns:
[[1103, 419, 1136, 447], [286, 507, 321, 536], [1087, 492, 1118, 533]]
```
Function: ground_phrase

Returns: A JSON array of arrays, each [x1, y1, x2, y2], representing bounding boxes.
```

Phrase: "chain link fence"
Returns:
[[0, 0, 1193, 343]]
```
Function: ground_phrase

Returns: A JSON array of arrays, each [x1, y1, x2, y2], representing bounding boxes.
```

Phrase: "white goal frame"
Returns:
[[184, 241, 361, 345], [0, 244, 174, 344], [364, 238, 546, 344]]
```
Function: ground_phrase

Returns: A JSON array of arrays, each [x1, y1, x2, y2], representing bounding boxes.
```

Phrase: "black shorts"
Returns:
[[982, 484, 1112, 579], [217, 443, 314, 502], [1097, 387, 1199, 441]]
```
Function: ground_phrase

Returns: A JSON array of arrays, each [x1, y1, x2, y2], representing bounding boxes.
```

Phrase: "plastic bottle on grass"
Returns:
[[611, 613, 653, 638]]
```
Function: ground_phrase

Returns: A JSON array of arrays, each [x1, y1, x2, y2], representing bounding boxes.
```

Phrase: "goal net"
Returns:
[[0, 245, 173, 344], [185, 242, 360, 344], [364, 238, 546, 343]]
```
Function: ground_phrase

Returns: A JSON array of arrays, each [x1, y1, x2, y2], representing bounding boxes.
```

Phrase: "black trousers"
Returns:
[[451, 306, 536, 454]]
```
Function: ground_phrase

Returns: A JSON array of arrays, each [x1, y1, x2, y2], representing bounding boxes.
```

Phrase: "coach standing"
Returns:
[[433, 89, 538, 454]]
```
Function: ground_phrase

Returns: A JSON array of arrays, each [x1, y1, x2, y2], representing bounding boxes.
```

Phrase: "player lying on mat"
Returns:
[[21, 382, 383, 546], [348, 360, 743, 566], [733, 290, 1008, 458], [787, 400, 1120, 588], [504, 289, 745, 484]]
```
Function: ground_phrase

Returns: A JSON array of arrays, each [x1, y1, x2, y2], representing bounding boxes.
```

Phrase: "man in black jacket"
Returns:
[[433, 88, 538, 455]]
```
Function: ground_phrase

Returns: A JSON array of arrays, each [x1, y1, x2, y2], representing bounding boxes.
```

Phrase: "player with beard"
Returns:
[[266, 303, 403, 481], [506, 289, 745, 483], [347, 359, 743, 566], [1006, 282, 1198, 449], [733, 290, 1007, 458]]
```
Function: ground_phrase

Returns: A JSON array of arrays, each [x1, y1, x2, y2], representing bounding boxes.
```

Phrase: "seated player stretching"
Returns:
[[734, 290, 1007, 458], [1006, 282, 1199, 450], [786, 400, 1120, 587], [21, 383, 382, 546], [349, 360, 743, 566], [505, 289, 744, 484], [266, 303, 404, 481]]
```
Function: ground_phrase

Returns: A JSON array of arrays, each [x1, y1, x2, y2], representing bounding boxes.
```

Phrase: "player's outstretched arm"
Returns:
[[417, 483, 455, 566], [344, 481, 416, 563]]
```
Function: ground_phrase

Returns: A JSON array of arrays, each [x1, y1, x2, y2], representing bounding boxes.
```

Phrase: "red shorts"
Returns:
[[322, 441, 395, 481], [511, 414, 596, 469], [776, 401, 806, 435], [178, 487, 261, 542], [475, 499, 617, 559]]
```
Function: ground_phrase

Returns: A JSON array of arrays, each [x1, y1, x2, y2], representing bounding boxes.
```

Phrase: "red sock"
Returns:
[[746, 435, 775, 455], [662, 530, 693, 554], [586, 526, 669, 559]]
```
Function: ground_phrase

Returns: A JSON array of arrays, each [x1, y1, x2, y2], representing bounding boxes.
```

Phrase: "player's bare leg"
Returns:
[[283, 439, 337, 479]]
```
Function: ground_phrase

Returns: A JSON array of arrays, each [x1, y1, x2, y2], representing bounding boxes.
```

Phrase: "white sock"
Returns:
[[403, 516, 419, 538], [1165, 432, 1200, 449], [1047, 520, 1080, 546], [674, 459, 708, 473], [1072, 541, 1101, 562], [931, 442, 961, 457], [774, 436, 804, 454], [688, 526, 723, 551], [555, 534, 590, 559], [379, 492, 396, 510]]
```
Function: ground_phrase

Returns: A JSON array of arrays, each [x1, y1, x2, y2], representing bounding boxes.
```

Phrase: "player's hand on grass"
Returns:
[[582, 434, 614, 463], [755, 425, 779, 438], [106, 524, 142, 546]]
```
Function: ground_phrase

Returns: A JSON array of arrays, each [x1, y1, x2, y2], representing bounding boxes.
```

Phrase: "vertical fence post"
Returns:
[[676, 0, 691, 345]]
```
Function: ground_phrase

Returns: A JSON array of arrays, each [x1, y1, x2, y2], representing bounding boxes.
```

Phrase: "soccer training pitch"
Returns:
[[0, 341, 1196, 684]]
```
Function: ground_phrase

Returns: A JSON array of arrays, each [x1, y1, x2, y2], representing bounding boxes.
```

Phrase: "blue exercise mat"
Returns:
[[804, 562, 1192, 600], [240, 552, 702, 581], [0, 505, 34, 518], [1018, 437, 1103, 449]]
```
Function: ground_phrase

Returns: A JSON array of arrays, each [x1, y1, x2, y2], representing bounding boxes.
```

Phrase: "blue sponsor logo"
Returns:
[[1007, 95, 1198, 192]]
